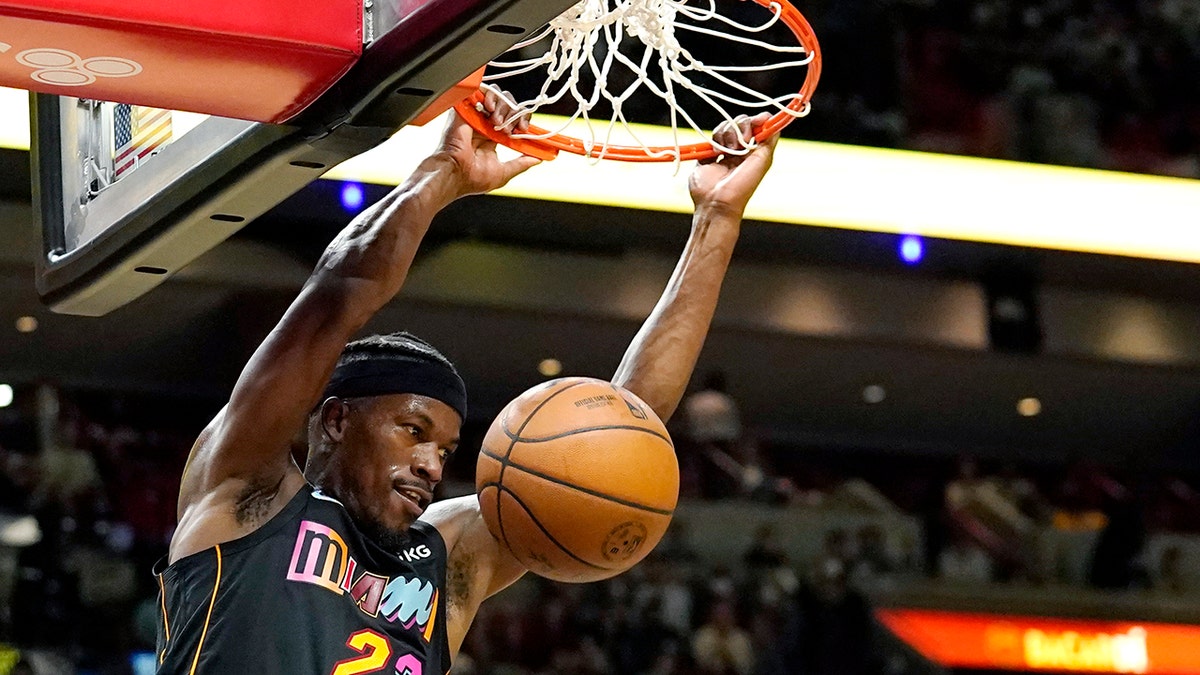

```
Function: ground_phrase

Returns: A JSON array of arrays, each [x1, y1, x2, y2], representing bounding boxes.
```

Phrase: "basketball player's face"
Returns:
[[331, 394, 460, 545]]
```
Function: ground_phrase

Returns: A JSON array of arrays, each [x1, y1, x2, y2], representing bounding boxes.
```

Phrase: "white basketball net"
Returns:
[[482, 0, 815, 161]]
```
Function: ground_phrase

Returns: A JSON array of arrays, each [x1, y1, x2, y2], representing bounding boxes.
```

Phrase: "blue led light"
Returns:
[[340, 182, 365, 211], [899, 235, 924, 264]]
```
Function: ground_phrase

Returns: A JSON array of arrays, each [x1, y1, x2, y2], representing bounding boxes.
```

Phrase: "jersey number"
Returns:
[[330, 629, 424, 675]]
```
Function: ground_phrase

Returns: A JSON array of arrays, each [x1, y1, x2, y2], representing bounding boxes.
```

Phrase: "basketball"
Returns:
[[475, 377, 679, 583]]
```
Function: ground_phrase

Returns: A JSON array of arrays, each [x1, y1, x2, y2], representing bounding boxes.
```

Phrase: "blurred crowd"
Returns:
[[0, 378, 1198, 674], [453, 522, 911, 675], [677, 371, 1200, 594], [877, 0, 1200, 177], [0, 387, 195, 674], [772, 0, 1200, 177], [516, 0, 1200, 178]]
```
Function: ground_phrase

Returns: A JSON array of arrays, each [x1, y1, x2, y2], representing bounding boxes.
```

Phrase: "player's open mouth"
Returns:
[[393, 485, 431, 515]]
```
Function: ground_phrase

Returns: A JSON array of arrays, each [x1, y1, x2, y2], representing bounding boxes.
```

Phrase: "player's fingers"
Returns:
[[715, 115, 752, 150], [736, 115, 756, 148], [749, 111, 773, 129], [712, 117, 735, 149], [482, 87, 499, 116], [502, 154, 542, 179], [516, 105, 532, 133], [748, 112, 774, 147], [491, 90, 530, 132]]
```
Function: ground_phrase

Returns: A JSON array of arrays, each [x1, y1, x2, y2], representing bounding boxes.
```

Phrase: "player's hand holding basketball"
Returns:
[[689, 112, 778, 218], [432, 88, 541, 199]]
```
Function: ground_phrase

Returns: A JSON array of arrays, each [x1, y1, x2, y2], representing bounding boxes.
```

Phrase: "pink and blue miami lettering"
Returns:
[[286, 520, 439, 641], [288, 520, 348, 594], [379, 576, 436, 628]]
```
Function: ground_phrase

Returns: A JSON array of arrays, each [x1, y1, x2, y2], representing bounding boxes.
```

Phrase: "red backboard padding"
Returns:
[[0, 0, 363, 122]]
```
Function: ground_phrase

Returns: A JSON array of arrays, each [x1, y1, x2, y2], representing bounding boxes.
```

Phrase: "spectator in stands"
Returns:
[[699, 436, 797, 505], [656, 518, 702, 570], [995, 462, 1050, 523], [1089, 491, 1149, 590], [744, 523, 788, 571], [609, 594, 682, 674], [1154, 544, 1191, 596], [917, 463, 952, 578], [682, 371, 744, 498], [1041, 464, 1110, 584], [938, 530, 994, 584], [538, 635, 610, 675], [815, 528, 855, 572], [683, 371, 742, 452], [639, 557, 695, 637], [849, 523, 901, 590], [34, 411, 103, 518], [643, 639, 692, 675], [692, 598, 754, 675], [748, 611, 792, 675], [736, 438, 798, 505], [0, 444, 38, 513], [796, 556, 878, 675], [705, 564, 739, 604], [944, 456, 1039, 580], [743, 524, 801, 619]]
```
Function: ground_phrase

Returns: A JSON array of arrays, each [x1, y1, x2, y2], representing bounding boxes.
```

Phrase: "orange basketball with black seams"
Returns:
[[475, 377, 678, 582]]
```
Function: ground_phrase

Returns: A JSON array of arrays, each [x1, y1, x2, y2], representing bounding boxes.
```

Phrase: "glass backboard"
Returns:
[[31, 0, 579, 316]]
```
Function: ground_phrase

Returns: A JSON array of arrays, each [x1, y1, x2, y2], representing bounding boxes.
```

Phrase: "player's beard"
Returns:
[[358, 514, 412, 555]]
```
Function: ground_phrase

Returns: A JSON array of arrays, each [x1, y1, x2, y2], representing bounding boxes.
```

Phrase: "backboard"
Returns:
[[27, 0, 579, 315]]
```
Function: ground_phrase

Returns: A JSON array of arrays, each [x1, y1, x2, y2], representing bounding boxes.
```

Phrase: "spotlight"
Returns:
[[340, 182, 365, 211], [899, 235, 924, 264], [1017, 397, 1042, 417], [538, 358, 563, 377], [862, 384, 886, 404]]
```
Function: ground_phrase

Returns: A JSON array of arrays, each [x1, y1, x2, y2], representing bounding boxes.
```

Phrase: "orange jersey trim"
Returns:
[[188, 544, 222, 675], [157, 573, 172, 663]]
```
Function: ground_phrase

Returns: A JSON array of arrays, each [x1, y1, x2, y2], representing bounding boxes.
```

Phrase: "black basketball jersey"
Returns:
[[152, 486, 451, 674]]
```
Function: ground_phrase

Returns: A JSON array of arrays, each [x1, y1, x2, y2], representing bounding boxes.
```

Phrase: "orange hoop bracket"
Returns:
[[455, 0, 821, 162]]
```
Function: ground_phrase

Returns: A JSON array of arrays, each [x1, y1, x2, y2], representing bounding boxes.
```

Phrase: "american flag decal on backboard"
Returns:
[[113, 103, 172, 178]]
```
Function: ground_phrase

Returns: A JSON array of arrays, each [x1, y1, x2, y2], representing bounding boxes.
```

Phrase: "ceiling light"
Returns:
[[538, 358, 563, 377], [899, 235, 924, 264], [0, 384, 12, 408], [862, 384, 886, 404], [1017, 397, 1041, 417], [14, 315, 36, 333], [339, 182, 365, 211]]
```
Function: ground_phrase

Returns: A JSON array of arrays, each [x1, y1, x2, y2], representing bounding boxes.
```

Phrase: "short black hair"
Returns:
[[337, 331, 457, 371]]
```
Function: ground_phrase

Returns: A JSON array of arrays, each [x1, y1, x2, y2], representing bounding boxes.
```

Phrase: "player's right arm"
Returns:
[[612, 113, 777, 420], [170, 98, 540, 563]]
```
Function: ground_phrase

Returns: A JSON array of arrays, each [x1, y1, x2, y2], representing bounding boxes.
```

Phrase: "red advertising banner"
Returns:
[[877, 608, 1200, 674]]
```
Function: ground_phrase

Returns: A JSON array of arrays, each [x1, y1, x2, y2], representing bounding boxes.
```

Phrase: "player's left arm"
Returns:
[[612, 113, 778, 421], [422, 496, 526, 658]]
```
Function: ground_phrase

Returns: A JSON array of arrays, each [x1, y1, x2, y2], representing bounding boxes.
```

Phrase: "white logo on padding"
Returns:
[[15, 47, 142, 86]]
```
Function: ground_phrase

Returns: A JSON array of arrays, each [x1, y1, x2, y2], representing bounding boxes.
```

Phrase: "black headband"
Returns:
[[323, 356, 467, 421]]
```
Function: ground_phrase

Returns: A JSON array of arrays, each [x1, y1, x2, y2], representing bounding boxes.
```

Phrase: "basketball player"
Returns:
[[153, 90, 779, 673]]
